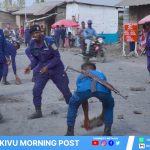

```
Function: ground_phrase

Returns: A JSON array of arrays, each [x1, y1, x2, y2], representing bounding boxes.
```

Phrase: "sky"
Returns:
[[25, 0, 34, 6]]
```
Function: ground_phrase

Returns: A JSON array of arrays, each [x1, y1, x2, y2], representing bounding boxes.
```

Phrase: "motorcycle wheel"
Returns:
[[96, 50, 106, 63]]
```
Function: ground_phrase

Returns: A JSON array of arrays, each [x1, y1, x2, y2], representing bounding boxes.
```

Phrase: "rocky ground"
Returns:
[[0, 43, 150, 136]]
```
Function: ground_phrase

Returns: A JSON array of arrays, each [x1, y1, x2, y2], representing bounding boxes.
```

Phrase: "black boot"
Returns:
[[65, 126, 74, 136], [2, 76, 10, 85], [103, 125, 112, 136], [28, 106, 42, 119]]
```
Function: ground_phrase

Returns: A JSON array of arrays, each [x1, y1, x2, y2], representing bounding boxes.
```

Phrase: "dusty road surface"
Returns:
[[0, 45, 150, 136]]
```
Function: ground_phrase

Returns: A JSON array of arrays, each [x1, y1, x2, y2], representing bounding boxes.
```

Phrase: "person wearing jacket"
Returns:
[[24, 25, 72, 119], [145, 22, 150, 83], [0, 28, 10, 121]]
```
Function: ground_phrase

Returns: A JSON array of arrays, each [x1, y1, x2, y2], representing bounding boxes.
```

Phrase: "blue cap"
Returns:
[[30, 25, 41, 34], [87, 20, 92, 24]]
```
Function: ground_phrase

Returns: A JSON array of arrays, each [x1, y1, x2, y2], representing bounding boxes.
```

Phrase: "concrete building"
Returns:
[[117, 0, 150, 22], [0, 10, 16, 28], [13, 0, 121, 43]]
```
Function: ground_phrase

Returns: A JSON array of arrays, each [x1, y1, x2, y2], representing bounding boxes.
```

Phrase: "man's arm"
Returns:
[[83, 29, 90, 39], [93, 29, 98, 37], [76, 75, 90, 130]]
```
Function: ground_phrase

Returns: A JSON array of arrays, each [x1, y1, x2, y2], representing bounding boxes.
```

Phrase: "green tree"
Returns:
[[3, 0, 12, 11], [17, 0, 25, 8]]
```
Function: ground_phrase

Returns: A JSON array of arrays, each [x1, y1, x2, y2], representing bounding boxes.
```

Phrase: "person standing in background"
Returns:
[[24, 26, 31, 47], [54, 25, 61, 48], [79, 21, 86, 50], [0, 28, 10, 121], [20, 25, 24, 38], [2, 30, 21, 85], [60, 25, 66, 48], [145, 22, 150, 83], [40, 25, 45, 35]]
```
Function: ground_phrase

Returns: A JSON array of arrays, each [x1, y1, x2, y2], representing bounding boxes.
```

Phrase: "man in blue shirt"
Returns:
[[66, 62, 114, 136], [84, 20, 97, 54], [24, 25, 72, 119]]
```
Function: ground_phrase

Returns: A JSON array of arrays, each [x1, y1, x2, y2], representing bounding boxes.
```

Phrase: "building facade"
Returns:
[[66, 3, 119, 43]]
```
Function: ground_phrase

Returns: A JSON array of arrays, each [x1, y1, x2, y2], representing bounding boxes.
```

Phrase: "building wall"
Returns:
[[66, 3, 119, 43], [55, 4, 66, 21], [0, 11, 16, 28], [19, 15, 35, 27], [129, 5, 150, 22]]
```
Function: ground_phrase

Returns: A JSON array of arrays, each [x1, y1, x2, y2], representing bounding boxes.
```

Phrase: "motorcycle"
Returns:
[[82, 36, 106, 63]]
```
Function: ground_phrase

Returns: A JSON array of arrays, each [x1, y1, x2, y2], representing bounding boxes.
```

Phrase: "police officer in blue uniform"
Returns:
[[2, 30, 21, 85], [145, 22, 150, 82], [54, 25, 61, 48], [0, 28, 10, 121], [25, 25, 72, 119], [66, 62, 114, 136]]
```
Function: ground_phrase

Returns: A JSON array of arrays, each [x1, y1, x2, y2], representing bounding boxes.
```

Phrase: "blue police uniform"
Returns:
[[26, 35, 72, 107], [146, 32, 150, 73], [24, 28, 31, 46], [54, 28, 61, 48], [0, 29, 8, 81], [67, 70, 114, 128], [3, 40, 17, 78], [60, 27, 66, 46]]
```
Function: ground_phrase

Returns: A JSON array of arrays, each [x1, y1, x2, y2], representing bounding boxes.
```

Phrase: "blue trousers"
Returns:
[[67, 90, 114, 127], [147, 56, 150, 73], [0, 63, 3, 81], [55, 37, 60, 48], [33, 71, 72, 106], [2, 63, 8, 77], [129, 42, 135, 52]]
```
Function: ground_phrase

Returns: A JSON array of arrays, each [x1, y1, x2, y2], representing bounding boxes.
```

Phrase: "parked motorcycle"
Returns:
[[82, 36, 106, 63]]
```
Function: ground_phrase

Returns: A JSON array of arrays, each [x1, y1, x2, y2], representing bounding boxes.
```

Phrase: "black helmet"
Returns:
[[30, 25, 41, 34]]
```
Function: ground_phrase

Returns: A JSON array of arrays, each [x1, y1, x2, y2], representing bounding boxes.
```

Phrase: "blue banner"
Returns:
[[0, 136, 150, 150]]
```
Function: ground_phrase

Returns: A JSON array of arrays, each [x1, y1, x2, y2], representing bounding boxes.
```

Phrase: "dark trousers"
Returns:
[[0, 63, 3, 81], [2, 63, 8, 77], [129, 42, 135, 52], [33, 71, 72, 106], [147, 56, 150, 73]]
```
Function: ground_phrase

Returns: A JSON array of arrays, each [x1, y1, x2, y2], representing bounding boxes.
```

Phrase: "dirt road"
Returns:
[[0, 45, 150, 136]]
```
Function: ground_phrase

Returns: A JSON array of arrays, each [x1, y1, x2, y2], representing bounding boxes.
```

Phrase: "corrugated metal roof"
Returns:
[[13, 1, 64, 15], [117, 0, 150, 6], [13, 0, 121, 16], [67, 0, 121, 7]]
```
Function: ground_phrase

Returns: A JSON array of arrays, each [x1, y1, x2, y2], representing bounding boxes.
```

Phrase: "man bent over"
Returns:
[[66, 62, 114, 136]]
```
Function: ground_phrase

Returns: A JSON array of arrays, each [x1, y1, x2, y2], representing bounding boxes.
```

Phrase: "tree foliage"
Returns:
[[1, 0, 25, 11]]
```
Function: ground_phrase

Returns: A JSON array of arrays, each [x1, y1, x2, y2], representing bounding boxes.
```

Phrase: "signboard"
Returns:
[[124, 23, 138, 42]]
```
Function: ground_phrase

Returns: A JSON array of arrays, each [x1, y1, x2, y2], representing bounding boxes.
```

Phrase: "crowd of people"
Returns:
[[0, 20, 150, 136]]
